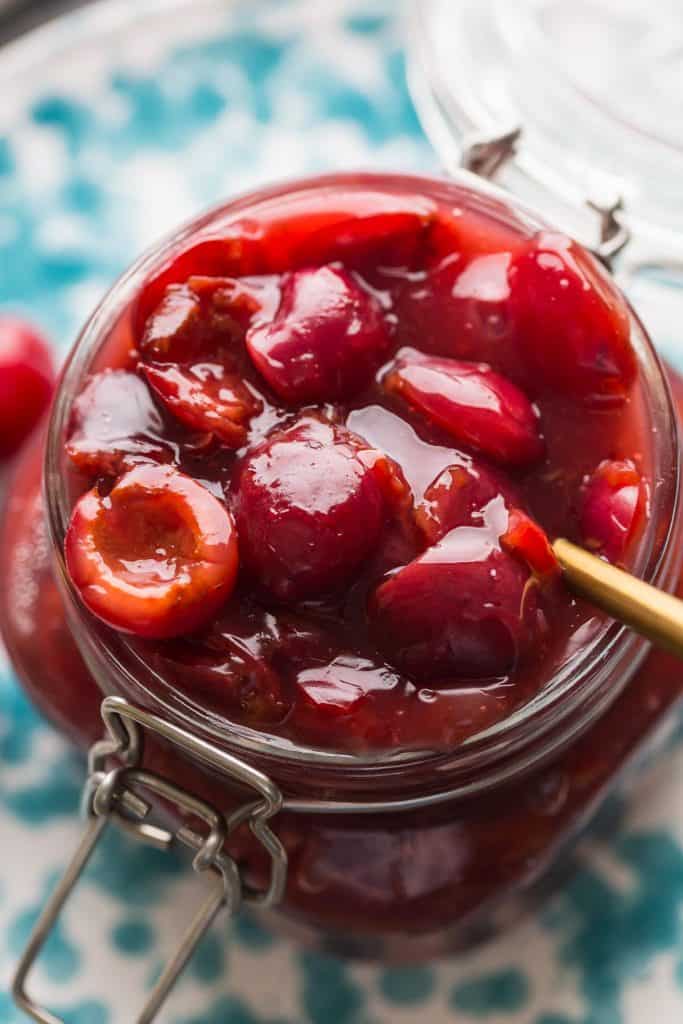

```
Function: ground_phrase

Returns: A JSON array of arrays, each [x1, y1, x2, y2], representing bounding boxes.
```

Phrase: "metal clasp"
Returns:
[[12, 697, 287, 1024], [461, 128, 631, 271]]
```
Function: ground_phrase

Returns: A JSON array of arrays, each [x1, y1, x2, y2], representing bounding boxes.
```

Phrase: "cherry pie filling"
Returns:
[[59, 184, 651, 753]]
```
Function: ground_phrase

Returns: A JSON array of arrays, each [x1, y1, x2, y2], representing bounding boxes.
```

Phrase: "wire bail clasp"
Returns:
[[12, 696, 287, 1024]]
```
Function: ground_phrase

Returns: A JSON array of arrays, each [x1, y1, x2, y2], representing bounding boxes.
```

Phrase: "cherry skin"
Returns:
[[0, 317, 54, 459], [65, 463, 239, 638], [246, 266, 390, 404], [394, 251, 519, 374], [290, 210, 430, 276], [508, 231, 635, 404], [66, 369, 174, 476], [580, 459, 645, 563], [142, 362, 261, 448], [139, 276, 276, 445], [233, 417, 389, 601], [501, 508, 560, 582], [415, 461, 520, 544], [371, 496, 542, 680], [140, 275, 278, 363], [383, 348, 543, 466]]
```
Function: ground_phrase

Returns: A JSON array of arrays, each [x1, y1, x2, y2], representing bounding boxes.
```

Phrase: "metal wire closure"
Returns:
[[460, 128, 631, 270], [12, 696, 286, 1024]]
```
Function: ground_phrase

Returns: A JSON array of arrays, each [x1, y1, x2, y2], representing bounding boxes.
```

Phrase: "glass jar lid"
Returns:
[[409, 0, 683, 265]]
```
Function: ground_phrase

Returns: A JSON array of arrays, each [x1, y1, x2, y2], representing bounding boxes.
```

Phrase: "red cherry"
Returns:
[[140, 275, 278, 363], [416, 462, 520, 544], [65, 464, 238, 638], [66, 369, 173, 476], [139, 276, 276, 444], [134, 233, 266, 338], [246, 266, 390, 403], [290, 210, 430, 274], [580, 459, 645, 563], [509, 231, 635, 404], [142, 363, 261, 448], [383, 348, 543, 466], [370, 496, 541, 679], [0, 317, 54, 459], [233, 418, 387, 601], [501, 508, 560, 582]]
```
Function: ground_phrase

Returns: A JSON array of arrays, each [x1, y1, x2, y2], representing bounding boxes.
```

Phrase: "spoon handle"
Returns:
[[553, 538, 683, 660]]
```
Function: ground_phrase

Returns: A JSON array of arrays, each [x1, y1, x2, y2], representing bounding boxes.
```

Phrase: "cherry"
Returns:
[[290, 211, 430, 275], [66, 369, 174, 476], [416, 462, 520, 544], [580, 459, 645, 563], [65, 464, 238, 638], [395, 252, 518, 368], [508, 231, 635, 404], [142, 363, 261, 448], [370, 496, 541, 680], [0, 317, 54, 459], [140, 275, 278, 363], [233, 417, 388, 601], [501, 508, 560, 582], [134, 234, 267, 338], [383, 348, 543, 465], [246, 266, 390, 404], [139, 276, 276, 444]]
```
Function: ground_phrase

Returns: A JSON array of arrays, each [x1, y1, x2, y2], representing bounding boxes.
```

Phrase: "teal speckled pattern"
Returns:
[[1, 1, 683, 1021]]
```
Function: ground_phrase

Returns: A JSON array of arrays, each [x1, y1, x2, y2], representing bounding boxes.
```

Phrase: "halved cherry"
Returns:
[[142, 362, 261, 448], [66, 370, 174, 476], [139, 275, 276, 444], [580, 458, 646, 563], [134, 232, 267, 339], [65, 464, 238, 638], [0, 316, 55, 459], [416, 462, 520, 544], [509, 231, 635, 404], [140, 275, 279, 363], [246, 265, 390, 403], [383, 348, 544, 466], [233, 417, 388, 601], [501, 508, 560, 582], [370, 495, 542, 679]]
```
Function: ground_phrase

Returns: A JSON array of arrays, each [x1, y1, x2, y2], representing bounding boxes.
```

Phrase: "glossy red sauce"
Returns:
[[57, 184, 651, 753]]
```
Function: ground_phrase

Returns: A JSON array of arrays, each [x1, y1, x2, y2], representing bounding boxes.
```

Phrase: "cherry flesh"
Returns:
[[65, 463, 238, 638]]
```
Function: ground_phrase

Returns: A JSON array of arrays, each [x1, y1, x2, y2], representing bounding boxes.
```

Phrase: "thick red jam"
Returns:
[[1, 175, 680, 955], [57, 180, 650, 753]]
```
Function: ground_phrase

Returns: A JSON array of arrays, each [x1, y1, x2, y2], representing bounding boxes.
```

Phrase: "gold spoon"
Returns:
[[553, 538, 683, 660]]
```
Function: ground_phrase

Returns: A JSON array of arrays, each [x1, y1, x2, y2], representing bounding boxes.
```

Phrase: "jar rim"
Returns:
[[44, 169, 682, 794]]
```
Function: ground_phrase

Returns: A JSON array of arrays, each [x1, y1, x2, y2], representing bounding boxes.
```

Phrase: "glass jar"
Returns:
[[408, 0, 683, 362], [2, 170, 683, 1022]]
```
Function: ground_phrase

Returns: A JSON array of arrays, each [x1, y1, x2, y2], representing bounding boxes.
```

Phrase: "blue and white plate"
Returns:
[[1, 2, 683, 1021]]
